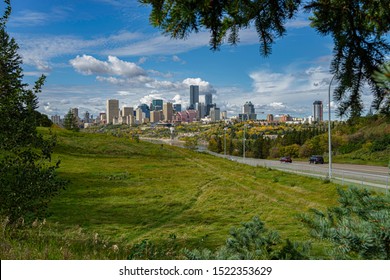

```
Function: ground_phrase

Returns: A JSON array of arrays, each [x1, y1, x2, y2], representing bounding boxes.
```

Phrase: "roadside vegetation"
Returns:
[[204, 114, 390, 167]]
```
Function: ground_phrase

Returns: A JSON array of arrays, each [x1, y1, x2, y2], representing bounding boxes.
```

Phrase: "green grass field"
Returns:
[[2, 127, 344, 259]]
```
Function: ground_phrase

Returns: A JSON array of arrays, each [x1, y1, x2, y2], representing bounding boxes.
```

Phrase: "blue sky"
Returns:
[[5, 0, 371, 119]]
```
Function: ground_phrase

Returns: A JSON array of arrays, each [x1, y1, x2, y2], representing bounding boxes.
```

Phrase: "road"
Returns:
[[141, 137, 389, 191], [212, 153, 389, 190]]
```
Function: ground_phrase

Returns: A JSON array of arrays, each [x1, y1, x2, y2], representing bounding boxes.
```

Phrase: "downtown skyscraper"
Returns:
[[189, 85, 199, 109]]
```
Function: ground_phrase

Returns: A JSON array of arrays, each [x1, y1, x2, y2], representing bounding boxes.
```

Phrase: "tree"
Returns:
[[184, 216, 311, 260], [0, 1, 66, 224], [305, 0, 390, 118], [141, 0, 389, 118], [64, 109, 80, 132], [372, 61, 390, 115], [300, 187, 390, 259]]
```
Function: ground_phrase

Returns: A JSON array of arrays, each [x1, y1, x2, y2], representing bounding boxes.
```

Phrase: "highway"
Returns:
[[212, 153, 389, 191], [142, 137, 389, 191]]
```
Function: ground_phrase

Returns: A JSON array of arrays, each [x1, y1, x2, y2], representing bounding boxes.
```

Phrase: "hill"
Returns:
[[2, 127, 345, 259]]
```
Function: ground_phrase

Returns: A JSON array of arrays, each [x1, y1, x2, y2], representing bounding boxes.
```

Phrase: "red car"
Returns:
[[280, 156, 292, 163]]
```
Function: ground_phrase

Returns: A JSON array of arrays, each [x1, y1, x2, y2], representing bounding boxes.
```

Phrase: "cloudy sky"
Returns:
[[5, 0, 375, 119]]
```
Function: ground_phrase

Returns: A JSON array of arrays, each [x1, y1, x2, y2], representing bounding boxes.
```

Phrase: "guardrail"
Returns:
[[212, 153, 389, 192]]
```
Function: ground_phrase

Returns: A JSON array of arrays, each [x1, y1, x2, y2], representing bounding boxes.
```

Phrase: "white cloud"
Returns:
[[70, 55, 146, 77]]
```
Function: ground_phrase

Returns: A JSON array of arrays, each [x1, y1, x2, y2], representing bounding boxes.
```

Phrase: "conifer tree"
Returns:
[[300, 187, 390, 259], [0, 0, 66, 224], [141, 0, 389, 118], [64, 109, 80, 132]]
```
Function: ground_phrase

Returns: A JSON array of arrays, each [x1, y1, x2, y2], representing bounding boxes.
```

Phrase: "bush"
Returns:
[[0, 151, 66, 224]]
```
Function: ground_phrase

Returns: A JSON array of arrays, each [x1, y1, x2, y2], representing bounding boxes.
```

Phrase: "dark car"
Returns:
[[309, 155, 324, 164], [280, 156, 292, 163]]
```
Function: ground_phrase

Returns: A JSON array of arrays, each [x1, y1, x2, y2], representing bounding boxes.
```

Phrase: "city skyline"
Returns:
[[6, 0, 376, 120]]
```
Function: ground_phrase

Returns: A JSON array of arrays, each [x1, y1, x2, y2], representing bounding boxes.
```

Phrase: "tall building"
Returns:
[[205, 93, 212, 105], [51, 115, 61, 125], [121, 107, 134, 125], [204, 93, 213, 115], [267, 114, 274, 122], [189, 85, 199, 109], [71, 108, 79, 119], [173, 103, 182, 112], [242, 101, 256, 120], [135, 107, 144, 123], [83, 111, 90, 123], [150, 110, 163, 123], [99, 112, 107, 124], [151, 99, 163, 111], [243, 101, 255, 114], [210, 107, 220, 122], [106, 99, 119, 124], [195, 102, 206, 119], [121, 107, 133, 118], [163, 102, 173, 122], [313, 100, 323, 122], [138, 104, 150, 119]]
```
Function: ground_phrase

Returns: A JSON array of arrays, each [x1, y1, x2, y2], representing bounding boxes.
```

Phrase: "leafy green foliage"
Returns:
[[300, 187, 390, 259], [0, 1, 66, 224]]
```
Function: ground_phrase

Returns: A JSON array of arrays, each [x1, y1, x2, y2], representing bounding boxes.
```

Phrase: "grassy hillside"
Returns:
[[2, 127, 344, 259]]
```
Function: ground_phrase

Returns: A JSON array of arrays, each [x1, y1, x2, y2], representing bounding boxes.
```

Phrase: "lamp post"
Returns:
[[328, 74, 335, 179], [224, 127, 227, 157], [243, 124, 246, 160]]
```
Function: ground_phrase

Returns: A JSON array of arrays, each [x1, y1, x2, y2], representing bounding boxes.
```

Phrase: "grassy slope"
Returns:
[[37, 127, 341, 257]]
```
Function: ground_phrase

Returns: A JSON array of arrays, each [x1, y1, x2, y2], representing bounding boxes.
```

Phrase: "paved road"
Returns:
[[214, 153, 389, 190], [142, 137, 389, 190]]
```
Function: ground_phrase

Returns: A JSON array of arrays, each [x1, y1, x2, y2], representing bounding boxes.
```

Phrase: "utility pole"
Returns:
[[328, 74, 335, 179]]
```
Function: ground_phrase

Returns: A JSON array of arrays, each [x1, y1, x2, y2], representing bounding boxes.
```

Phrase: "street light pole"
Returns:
[[243, 124, 246, 160], [224, 127, 227, 157], [328, 74, 335, 179]]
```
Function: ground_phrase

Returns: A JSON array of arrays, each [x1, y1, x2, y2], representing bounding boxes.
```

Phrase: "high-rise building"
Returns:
[[267, 114, 274, 122], [190, 85, 199, 109], [120, 107, 134, 125], [135, 107, 144, 123], [51, 115, 61, 125], [205, 93, 212, 105], [210, 107, 220, 122], [204, 93, 213, 115], [106, 99, 119, 124], [150, 110, 163, 123], [243, 101, 255, 114], [99, 112, 107, 124], [71, 108, 79, 119], [163, 102, 173, 122], [83, 111, 90, 123], [138, 104, 150, 119], [195, 102, 206, 119], [242, 101, 256, 120], [121, 107, 133, 117], [151, 99, 163, 111], [313, 100, 323, 122], [173, 103, 182, 112]]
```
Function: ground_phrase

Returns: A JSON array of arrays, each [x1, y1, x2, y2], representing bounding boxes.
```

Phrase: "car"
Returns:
[[280, 156, 292, 163], [309, 155, 324, 164]]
